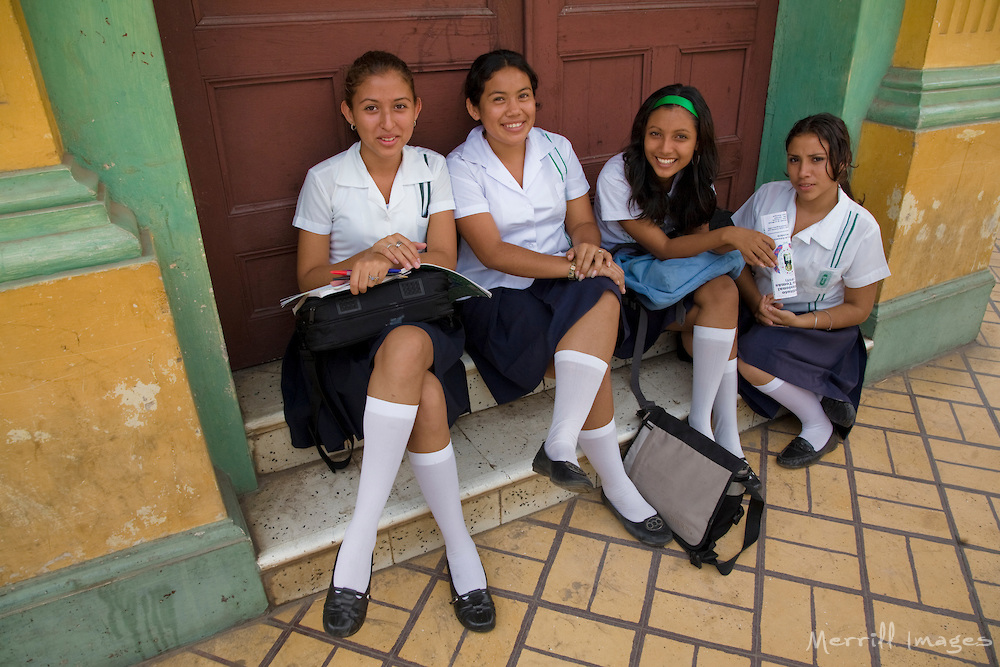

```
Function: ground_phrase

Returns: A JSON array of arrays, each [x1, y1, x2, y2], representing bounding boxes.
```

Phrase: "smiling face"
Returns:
[[341, 71, 421, 167], [643, 105, 698, 188], [466, 66, 536, 153], [786, 132, 841, 209]]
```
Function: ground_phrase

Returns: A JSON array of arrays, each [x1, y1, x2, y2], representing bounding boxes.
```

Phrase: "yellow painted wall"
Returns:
[[0, 0, 61, 172], [854, 120, 1000, 301], [894, 0, 1000, 68], [0, 257, 226, 586]]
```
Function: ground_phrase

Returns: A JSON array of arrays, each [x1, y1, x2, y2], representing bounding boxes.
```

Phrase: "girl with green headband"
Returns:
[[595, 83, 776, 490]]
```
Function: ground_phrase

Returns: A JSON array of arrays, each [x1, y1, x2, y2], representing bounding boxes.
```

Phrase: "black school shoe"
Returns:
[[322, 580, 370, 637], [776, 433, 840, 469], [601, 491, 673, 546], [449, 580, 497, 632], [734, 460, 762, 494], [532, 443, 595, 492], [821, 396, 857, 429]]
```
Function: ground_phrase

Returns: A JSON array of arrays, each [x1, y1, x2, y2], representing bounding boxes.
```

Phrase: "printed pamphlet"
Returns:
[[761, 211, 797, 299]]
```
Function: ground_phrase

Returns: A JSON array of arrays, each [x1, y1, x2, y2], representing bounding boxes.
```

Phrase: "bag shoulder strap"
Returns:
[[299, 344, 354, 474], [629, 303, 655, 412]]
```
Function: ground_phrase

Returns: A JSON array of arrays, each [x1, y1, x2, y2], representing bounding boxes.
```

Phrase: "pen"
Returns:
[[330, 269, 404, 276]]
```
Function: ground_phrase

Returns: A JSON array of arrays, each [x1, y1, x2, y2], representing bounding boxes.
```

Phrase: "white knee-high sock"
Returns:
[[577, 419, 657, 523], [333, 397, 417, 592], [408, 443, 487, 596], [757, 378, 833, 450], [544, 350, 609, 464], [689, 326, 736, 441], [712, 358, 745, 458]]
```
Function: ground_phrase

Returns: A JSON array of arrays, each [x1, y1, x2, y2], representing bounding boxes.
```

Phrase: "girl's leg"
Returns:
[[687, 277, 738, 444], [737, 360, 833, 450], [333, 327, 430, 593], [407, 373, 487, 597]]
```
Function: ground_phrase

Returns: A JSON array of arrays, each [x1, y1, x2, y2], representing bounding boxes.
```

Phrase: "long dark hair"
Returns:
[[622, 84, 718, 235], [344, 50, 416, 108], [785, 113, 858, 202], [464, 49, 539, 107]]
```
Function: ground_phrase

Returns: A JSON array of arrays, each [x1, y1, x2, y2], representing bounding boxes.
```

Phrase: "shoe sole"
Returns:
[[531, 460, 595, 492], [776, 438, 840, 469]]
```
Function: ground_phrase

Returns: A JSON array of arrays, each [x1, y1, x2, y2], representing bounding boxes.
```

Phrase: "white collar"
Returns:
[[794, 187, 852, 249], [335, 143, 434, 188]]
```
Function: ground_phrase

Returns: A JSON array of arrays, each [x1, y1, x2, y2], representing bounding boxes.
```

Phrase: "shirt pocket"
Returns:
[[798, 265, 843, 296]]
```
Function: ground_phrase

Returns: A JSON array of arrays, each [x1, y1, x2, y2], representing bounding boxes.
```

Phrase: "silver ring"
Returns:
[[369, 275, 378, 281], [386, 243, 392, 249], [395, 241, 403, 247]]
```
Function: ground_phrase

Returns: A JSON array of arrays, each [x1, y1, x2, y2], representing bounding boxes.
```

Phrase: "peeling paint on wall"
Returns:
[[898, 191, 925, 231], [957, 128, 985, 141], [984, 195, 1000, 240], [887, 187, 903, 221], [109, 380, 160, 428]]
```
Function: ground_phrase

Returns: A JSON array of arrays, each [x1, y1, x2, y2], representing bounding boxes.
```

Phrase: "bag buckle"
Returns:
[[732, 505, 745, 526]]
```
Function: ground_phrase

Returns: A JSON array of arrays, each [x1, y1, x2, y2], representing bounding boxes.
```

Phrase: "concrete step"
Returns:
[[235, 345, 768, 605]]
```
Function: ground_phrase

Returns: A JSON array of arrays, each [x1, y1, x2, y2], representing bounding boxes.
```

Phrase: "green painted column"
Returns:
[[19, 0, 256, 492]]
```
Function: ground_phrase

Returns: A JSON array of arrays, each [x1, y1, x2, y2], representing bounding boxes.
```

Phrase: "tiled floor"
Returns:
[[145, 251, 1000, 667]]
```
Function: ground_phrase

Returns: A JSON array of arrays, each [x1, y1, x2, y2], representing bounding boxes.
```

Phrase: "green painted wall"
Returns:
[[757, 0, 905, 186], [19, 0, 256, 492]]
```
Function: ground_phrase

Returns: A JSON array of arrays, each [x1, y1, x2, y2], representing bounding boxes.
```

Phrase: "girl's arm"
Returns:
[[620, 217, 775, 267], [296, 229, 429, 295], [767, 283, 878, 330], [564, 194, 620, 282]]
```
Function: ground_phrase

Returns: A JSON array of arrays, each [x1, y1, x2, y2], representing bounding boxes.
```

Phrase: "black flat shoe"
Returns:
[[322, 581, 370, 638], [449, 581, 496, 633], [532, 443, 594, 492], [734, 460, 762, 494], [776, 433, 840, 469], [821, 397, 857, 429], [601, 491, 673, 547]]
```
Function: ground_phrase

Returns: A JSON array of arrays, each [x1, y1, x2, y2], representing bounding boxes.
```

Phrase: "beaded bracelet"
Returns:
[[568, 262, 577, 280]]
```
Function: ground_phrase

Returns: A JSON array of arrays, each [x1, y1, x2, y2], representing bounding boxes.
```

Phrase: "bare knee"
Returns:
[[373, 326, 433, 377], [695, 276, 738, 307]]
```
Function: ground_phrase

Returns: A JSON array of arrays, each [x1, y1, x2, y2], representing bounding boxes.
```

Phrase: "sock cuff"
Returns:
[[756, 377, 785, 394], [579, 418, 616, 441], [365, 396, 420, 419], [408, 442, 454, 466], [554, 349, 608, 373], [692, 325, 737, 342]]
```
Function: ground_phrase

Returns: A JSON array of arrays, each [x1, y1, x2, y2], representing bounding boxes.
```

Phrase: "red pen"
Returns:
[[330, 269, 403, 276]]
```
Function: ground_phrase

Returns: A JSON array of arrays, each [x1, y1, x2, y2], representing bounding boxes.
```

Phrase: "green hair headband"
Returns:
[[653, 94, 698, 118]]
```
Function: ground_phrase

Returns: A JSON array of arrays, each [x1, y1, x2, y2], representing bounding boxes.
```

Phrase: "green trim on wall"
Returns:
[[863, 270, 995, 382], [19, 0, 257, 492], [757, 0, 905, 187], [868, 64, 1000, 129], [0, 155, 98, 214], [0, 513, 266, 667]]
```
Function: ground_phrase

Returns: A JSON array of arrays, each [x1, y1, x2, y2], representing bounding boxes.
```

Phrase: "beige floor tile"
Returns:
[[765, 508, 857, 554], [945, 488, 1000, 551], [453, 598, 529, 667], [908, 366, 976, 387], [269, 631, 334, 667], [978, 321, 1000, 349], [759, 576, 814, 662], [857, 496, 952, 539], [301, 597, 407, 652], [952, 404, 1000, 445], [145, 652, 235, 666], [812, 588, 869, 667], [397, 580, 468, 664], [854, 472, 942, 509], [886, 432, 934, 479], [915, 397, 963, 439], [872, 601, 990, 663], [850, 426, 893, 473], [567, 492, 637, 541], [526, 607, 636, 667], [937, 460, 1000, 494], [270, 599, 305, 624], [909, 538, 974, 613], [764, 538, 860, 589], [648, 589, 754, 650], [638, 635, 695, 666], [809, 464, 854, 520], [482, 549, 545, 598], [370, 562, 433, 611], [591, 542, 654, 623], [182, 622, 283, 664], [909, 380, 982, 406], [877, 646, 969, 665], [861, 388, 915, 413], [927, 352, 969, 371], [696, 646, 752, 666], [965, 345, 1000, 363], [863, 529, 918, 602], [326, 647, 387, 666], [475, 520, 557, 561], [872, 375, 908, 393], [964, 546, 1000, 586], [930, 439, 1000, 471], [764, 465, 811, 511], [975, 374, 1000, 407], [654, 550, 756, 609], [542, 532, 605, 609], [857, 404, 921, 433], [973, 580, 1000, 622], [966, 355, 1000, 377], [515, 650, 581, 666]]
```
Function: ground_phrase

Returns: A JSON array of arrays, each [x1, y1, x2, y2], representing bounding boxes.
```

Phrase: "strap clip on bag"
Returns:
[[295, 270, 455, 473], [623, 306, 764, 574]]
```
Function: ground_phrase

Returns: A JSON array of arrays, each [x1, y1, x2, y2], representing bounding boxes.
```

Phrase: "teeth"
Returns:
[[656, 158, 676, 166], [504, 122, 524, 129]]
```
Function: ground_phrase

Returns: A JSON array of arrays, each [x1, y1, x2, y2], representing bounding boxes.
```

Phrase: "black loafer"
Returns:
[[776, 434, 840, 469], [449, 581, 496, 633], [821, 397, 857, 429], [601, 491, 673, 546], [532, 443, 594, 492], [322, 581, 370, 637], [734, 460, 762, 494]]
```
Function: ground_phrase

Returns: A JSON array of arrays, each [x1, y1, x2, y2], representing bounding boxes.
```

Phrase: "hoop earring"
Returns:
[[413, 120, 417, 127], [350, 123, 356, 131]]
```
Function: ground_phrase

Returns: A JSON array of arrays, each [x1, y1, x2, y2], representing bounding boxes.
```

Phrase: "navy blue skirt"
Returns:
[[736, 306, 866, 437], [459, 277, 620, 405], [614, 295, 692, 359], [281, 317, 471, 452]]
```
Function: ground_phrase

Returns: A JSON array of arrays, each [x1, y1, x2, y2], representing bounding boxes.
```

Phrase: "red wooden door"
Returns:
[[155, 0, 776, 369]]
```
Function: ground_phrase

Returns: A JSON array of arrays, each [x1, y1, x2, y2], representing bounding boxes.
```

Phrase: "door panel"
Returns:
[[156, 0, 776, 368]]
